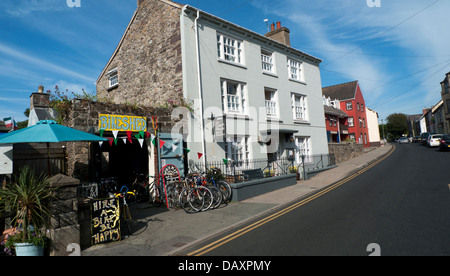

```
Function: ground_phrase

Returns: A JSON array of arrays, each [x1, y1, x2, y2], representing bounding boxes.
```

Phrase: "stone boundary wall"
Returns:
[[328, 143, 364, 164]]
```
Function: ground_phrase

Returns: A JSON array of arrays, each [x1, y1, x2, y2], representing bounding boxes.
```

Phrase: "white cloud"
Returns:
[[1, 0, 66, 17], [0, 43, 95, 84]]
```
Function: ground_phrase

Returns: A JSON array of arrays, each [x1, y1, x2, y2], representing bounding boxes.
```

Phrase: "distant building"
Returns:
[[323, 96, 348, 143], [440, 71, 450, 134], [366, 107, 381, 146], [323, 81, 371, 147]]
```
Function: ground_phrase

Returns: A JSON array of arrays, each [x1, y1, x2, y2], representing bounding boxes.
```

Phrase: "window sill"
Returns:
[[293, 119, 310, 125], [224, 113, 250, 120], [289, 78, 307, 85], [218, 59, 247, 70], [266, 117, 282, 123], [262, 71, 278, 78], [107, 84, 119, 91]]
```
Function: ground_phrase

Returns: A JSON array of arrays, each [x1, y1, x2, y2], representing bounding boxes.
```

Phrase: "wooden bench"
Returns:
[[242, 169, 264, 181]]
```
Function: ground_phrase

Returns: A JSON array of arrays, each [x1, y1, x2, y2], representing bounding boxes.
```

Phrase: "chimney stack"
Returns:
[[265, 21, 291, 47], [30, 85, 50, 110]]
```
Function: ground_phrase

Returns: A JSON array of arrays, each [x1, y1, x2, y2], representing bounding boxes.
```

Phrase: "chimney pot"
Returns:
[[276, 21, 281, 29], [38, 85, 44, 93], [270, 23, 275, 31]]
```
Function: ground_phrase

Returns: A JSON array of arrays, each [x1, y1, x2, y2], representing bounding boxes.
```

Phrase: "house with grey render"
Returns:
[[96, 0, 329, 173]]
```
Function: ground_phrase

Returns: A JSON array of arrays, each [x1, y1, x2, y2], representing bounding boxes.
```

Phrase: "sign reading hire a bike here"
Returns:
[[99, 114, 147, 132]]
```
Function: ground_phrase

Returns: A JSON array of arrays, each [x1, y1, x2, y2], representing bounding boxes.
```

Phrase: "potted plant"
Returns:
[[2, 228, 48, 256], [0, 166, 55, 256]]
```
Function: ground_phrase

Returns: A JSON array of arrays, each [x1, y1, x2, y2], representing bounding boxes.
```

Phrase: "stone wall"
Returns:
[[328, 143, 364, 164], [96, 0, 183, 108]]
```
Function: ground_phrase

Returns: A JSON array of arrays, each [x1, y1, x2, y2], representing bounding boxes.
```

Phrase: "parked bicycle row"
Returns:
[[93, 167, 232, 214], [149, 169, 232, 213]]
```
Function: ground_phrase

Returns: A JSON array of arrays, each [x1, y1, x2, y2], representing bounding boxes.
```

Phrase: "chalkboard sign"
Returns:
[[91, 198, 121, 246]]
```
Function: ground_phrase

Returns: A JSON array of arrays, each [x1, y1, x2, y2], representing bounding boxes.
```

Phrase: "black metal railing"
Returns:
[[191, 154, 336, 183]]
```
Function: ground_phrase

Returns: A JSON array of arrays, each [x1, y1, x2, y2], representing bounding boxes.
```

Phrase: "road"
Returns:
[[182, 143, 450, 256]]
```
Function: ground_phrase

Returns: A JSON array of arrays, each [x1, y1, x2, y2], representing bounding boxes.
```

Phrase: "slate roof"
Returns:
[[323, 105, 349, 118], [322, 80, 358, 101]]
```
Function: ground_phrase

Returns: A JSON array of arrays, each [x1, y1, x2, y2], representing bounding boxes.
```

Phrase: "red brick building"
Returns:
[[323, 81, 370, 147]]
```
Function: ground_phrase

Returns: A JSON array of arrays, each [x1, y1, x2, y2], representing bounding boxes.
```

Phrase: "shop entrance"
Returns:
[[95, 139, 149, 188]]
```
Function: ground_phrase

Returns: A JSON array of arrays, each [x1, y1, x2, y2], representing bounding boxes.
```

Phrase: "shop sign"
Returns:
[[99, 114, 147, 132], [91, 198, 121, 246]]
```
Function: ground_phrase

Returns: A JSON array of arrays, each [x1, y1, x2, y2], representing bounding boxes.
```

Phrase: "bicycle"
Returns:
[[148, 175, 164, 207], [205, 168, 232, 204], [195, 173, 222, 209], [131, 173, 149, 203], [178, 177, 205, 213], [114, 186, 135, 237]]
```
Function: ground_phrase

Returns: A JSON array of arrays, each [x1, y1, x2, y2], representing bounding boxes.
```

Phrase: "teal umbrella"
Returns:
[[0, 120, 107, 175], [0, 120, 106, 143]]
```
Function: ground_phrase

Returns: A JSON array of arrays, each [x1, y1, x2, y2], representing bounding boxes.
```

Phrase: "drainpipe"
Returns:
[[194, 8, 207, 167]]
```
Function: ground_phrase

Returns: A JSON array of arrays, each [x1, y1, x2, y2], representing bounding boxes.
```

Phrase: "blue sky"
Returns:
[[1, 0, 449, 124]]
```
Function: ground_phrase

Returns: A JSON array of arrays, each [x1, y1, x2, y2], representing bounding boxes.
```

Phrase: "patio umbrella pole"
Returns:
[[47, 142, 51, 177]]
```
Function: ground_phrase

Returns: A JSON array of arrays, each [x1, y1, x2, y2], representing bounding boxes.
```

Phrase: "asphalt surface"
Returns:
[[180, 143, 450, 256], [82, 143, 395, 256]]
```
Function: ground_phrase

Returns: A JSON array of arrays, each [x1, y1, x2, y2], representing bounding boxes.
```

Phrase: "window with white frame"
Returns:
[[217, 33, 244, 64], [108, 68, 119, 88], [295, 136, 311, 164], [291, 93, 308, 121], [348, 117, 354, 127], [346, 102, 353, 110], [221, 79, 247, 114], [265, 88, 278, 117], [226, 136, 251, 162], [261, 50, 274, 73], [287, 58, 303, 82]]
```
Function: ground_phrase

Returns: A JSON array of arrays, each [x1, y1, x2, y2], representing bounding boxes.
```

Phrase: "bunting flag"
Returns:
[[172, 144, 178, 152], [159, 140, 166, 149], [99, 141, 103, 147], [97, 130, 235, 165], [107, 138, 114, 147]]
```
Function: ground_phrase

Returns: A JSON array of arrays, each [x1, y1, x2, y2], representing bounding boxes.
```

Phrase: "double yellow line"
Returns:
[[187, 145, 396, 256]]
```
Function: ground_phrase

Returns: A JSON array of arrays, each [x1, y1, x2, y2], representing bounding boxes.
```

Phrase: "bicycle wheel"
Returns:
[[208, 185, 222, 209], [166, 183, 181, 209], [179, 187, 204, 213], [197, 186, 213, 211], [218, 180, 232, 203], [149, 182, 163, 207]]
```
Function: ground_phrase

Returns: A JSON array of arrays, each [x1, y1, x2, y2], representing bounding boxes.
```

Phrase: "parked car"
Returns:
[[427, 134, 443, 147], [412, 136, 420, 143], [421, 132, 435, 145], [398, 137, 409, 144], [439, 135, 450, 151]]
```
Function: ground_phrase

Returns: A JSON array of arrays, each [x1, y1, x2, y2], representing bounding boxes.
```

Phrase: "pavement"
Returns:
[[82, 143, 394, 256]]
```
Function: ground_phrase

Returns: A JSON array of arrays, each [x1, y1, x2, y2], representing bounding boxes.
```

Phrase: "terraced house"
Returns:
[[97, 0, 329, 170]]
